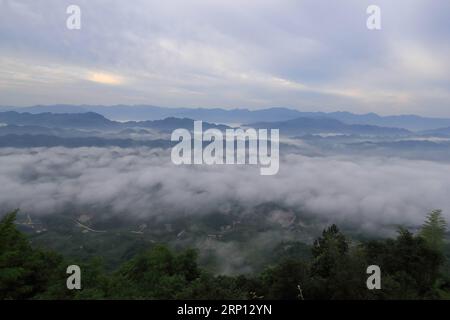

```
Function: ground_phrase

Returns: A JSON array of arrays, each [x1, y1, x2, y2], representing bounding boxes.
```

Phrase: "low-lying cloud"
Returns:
[[1, 146, 449, 233]]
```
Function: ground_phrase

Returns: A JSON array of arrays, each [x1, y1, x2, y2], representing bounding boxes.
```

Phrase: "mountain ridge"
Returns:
[[248, 117, 410, 136], [2, 105, 449, 131]]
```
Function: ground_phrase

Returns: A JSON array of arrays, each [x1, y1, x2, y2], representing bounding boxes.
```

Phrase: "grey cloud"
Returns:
[[0, 0, 449, 115], [0, 147, 449, 233]]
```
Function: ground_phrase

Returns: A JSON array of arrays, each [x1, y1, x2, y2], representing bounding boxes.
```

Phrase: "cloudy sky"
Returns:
[[0, 0, 449, 116]]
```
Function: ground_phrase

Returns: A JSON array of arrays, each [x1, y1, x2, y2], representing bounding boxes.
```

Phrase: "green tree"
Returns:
[[419, 209, 447, 252], [0, 210, 65, 299], [364, 228, 444, 299], [310, 225, 368, 299], [311, 224, 348, 278], [110, 245, 202, 299], [260, 259, 310, 300]]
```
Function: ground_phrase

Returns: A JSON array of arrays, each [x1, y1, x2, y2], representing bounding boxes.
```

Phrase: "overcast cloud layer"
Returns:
[[1, 147, 449, 233], [0, 0, 449, 116]]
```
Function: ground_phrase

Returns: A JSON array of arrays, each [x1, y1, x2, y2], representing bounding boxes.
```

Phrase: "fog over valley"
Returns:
[[2, 146, 449, 235]]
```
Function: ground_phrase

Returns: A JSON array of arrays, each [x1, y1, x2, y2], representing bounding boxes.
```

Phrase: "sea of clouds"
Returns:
[[1, 146, 449, 233]]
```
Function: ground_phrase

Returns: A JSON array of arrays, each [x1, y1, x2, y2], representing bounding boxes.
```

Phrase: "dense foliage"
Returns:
[[1, 210, 449, 300]]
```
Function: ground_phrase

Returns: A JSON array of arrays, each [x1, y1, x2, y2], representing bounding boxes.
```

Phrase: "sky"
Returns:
[[0, 0, 449, 116]]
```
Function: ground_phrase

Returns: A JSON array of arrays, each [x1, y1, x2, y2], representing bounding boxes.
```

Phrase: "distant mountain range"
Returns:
[[2, 110, 450, 157], [421, 127, 450, 136], [248, 117, 410, 136], [0, 134, 172, 148], [0, 111, 228, 133], [0, 111, 114, 129], [2, 105, 450, 131], [0, 111, 415, 137]]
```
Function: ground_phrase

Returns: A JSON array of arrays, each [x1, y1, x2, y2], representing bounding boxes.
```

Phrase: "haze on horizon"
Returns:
[[0, 0, 449, 117]]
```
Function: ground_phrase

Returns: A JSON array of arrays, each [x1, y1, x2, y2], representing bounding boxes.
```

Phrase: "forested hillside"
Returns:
[[1, 210, 449, 300]]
